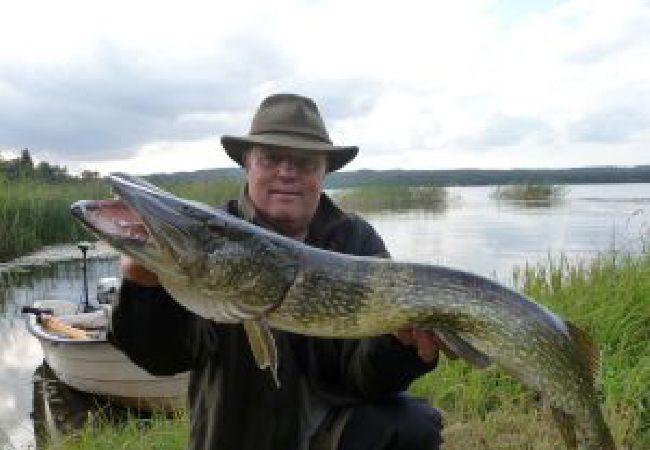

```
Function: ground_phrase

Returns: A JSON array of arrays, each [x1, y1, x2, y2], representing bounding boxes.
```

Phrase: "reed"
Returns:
[[46, 249, 649, 450], [492, 183, 567, 201], [0, 177, 110, 262], [333, 184, 447, 212], [155, 177, 242, 206], [0, 176, 243, 263]]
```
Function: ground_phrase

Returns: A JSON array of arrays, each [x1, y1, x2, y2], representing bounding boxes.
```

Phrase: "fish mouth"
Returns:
[[70, 198, 150, 246], [70, 173, 202, 270]]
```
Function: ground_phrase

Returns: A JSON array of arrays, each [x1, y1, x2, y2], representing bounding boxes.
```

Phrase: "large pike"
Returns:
[[71, 174, 615, 450]]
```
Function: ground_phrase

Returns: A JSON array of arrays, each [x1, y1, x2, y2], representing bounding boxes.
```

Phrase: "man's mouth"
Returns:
[[270, 190, 302, 197]]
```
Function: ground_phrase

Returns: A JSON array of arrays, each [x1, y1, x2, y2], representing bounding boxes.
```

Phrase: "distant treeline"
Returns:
[[0, 148, 100, 181], [145, 165, 650, 188], [4, 149, 649, 188], [325, 166, 650, 188]]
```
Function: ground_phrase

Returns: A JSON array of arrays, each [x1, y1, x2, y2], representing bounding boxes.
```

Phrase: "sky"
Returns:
[[0, 0, 648, 175]]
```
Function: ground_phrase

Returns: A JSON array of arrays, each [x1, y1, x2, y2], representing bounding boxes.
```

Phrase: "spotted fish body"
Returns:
[[70, 174, 615, 450]]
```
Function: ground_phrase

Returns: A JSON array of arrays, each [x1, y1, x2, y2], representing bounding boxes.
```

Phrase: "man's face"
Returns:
[[243, 146, 327, 238]]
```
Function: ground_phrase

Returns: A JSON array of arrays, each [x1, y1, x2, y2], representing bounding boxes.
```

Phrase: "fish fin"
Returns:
[[242, 319, 280, 387], [550, 406, 578, 450], [565, 321, 601, 381], [434, 329, 492, 369]]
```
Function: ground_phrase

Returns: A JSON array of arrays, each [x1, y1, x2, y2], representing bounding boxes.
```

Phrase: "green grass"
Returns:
[[40, 411, 188, 450], [492, 184, 567, 202], [411, 251, 649, 450], [45, 250, 649, 450], [333, 185, 447, 212]]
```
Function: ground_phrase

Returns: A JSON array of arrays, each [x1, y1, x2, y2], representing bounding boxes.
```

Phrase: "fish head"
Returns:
[[70, 174, 207, 279], [70, 173, 299, 319]]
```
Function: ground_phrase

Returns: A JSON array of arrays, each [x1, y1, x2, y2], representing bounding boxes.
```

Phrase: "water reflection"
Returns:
[[0, 259, 118, 315], [0, 258, 118, 450], [364, 184, 650, 283], [494, 198, 566, 209], [0, 318, 45, 450], [344, 199, 448, 214]]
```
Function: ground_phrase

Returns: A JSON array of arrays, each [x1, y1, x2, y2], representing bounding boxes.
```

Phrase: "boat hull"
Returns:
[[27, 301, 188, 411]]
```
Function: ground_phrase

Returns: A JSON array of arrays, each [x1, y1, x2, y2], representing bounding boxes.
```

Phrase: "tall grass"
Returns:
[[46, 250, 649, 450], [0, 176, 243, 263], [411, 251, 649, 450], [333, 185, 447, 212], [0, 177, 110, 262]]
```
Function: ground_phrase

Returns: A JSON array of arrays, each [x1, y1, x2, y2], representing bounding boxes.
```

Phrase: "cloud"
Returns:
[[0, 36, 292, 161], [462, 115, 554, 148], [0, 0, 648, 173], [563, 3, 650, 64], [567, 85, 650, 143], [568, 106, 650, 144]]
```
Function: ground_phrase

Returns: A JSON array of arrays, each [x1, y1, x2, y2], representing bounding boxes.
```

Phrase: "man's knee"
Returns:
[[338, 394, 443, 450]]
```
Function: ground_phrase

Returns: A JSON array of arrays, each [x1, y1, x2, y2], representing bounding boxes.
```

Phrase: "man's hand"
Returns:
[[121, 255, 160, 287], [393, 328, 453, 363]]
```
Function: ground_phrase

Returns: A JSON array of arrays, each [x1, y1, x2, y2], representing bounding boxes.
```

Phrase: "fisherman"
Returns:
[[109, 93, 444, 450]]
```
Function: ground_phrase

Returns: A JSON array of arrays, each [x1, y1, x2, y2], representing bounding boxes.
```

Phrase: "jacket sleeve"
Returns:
[[301, 215, 437, 401], [299, 334, 435, 402], [108, 279, 221, 376]]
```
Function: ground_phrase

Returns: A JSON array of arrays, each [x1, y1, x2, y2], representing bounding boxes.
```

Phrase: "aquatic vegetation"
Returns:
[[333, 184, 447, 212], [492, 183, 567, 201]]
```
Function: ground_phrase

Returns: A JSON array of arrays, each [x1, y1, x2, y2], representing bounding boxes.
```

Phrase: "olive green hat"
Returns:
[[221, 93, 358, 172]]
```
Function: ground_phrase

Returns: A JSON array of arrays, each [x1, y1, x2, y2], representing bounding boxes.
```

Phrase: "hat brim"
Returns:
[[221, 134, 358, 173]]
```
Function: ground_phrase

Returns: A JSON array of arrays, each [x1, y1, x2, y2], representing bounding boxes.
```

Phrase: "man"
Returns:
[[110, 93, 444, 450]]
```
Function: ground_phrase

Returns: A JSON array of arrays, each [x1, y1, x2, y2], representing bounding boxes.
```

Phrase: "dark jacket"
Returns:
[[109, 194, 434, 450]]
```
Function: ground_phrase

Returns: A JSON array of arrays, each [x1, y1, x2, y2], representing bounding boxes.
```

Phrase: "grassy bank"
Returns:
[[333, 185, 447, 212], [492, 183, 567, 201], [44, 249, 649, 450], [411, 250, 649, 449], [40, 411, 188, 450]]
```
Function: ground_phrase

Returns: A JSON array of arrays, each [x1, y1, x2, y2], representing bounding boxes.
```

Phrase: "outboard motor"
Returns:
[[96, 277, 120, 305]]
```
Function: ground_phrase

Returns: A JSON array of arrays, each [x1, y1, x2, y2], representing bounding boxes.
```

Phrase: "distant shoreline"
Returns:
[[145, 165, 650, 188]]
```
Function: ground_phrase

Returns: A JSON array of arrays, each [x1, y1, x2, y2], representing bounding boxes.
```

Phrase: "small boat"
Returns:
[[23, 243, 188, 412]]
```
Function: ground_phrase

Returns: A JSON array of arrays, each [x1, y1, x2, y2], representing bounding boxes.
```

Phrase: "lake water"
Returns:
[[1, 183, 649, 449], [366, 183, 649, 282]]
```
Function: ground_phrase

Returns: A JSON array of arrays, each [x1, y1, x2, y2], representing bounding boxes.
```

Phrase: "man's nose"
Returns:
[[277, 159, 299, 177]]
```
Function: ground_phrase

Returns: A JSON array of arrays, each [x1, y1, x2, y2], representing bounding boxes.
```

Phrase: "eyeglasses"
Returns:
[[252, 148, 326, 174]]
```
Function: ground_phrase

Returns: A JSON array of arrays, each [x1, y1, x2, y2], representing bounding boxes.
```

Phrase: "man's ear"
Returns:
[[321, 157, 330, 180], [242, 149, 251, 173]]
